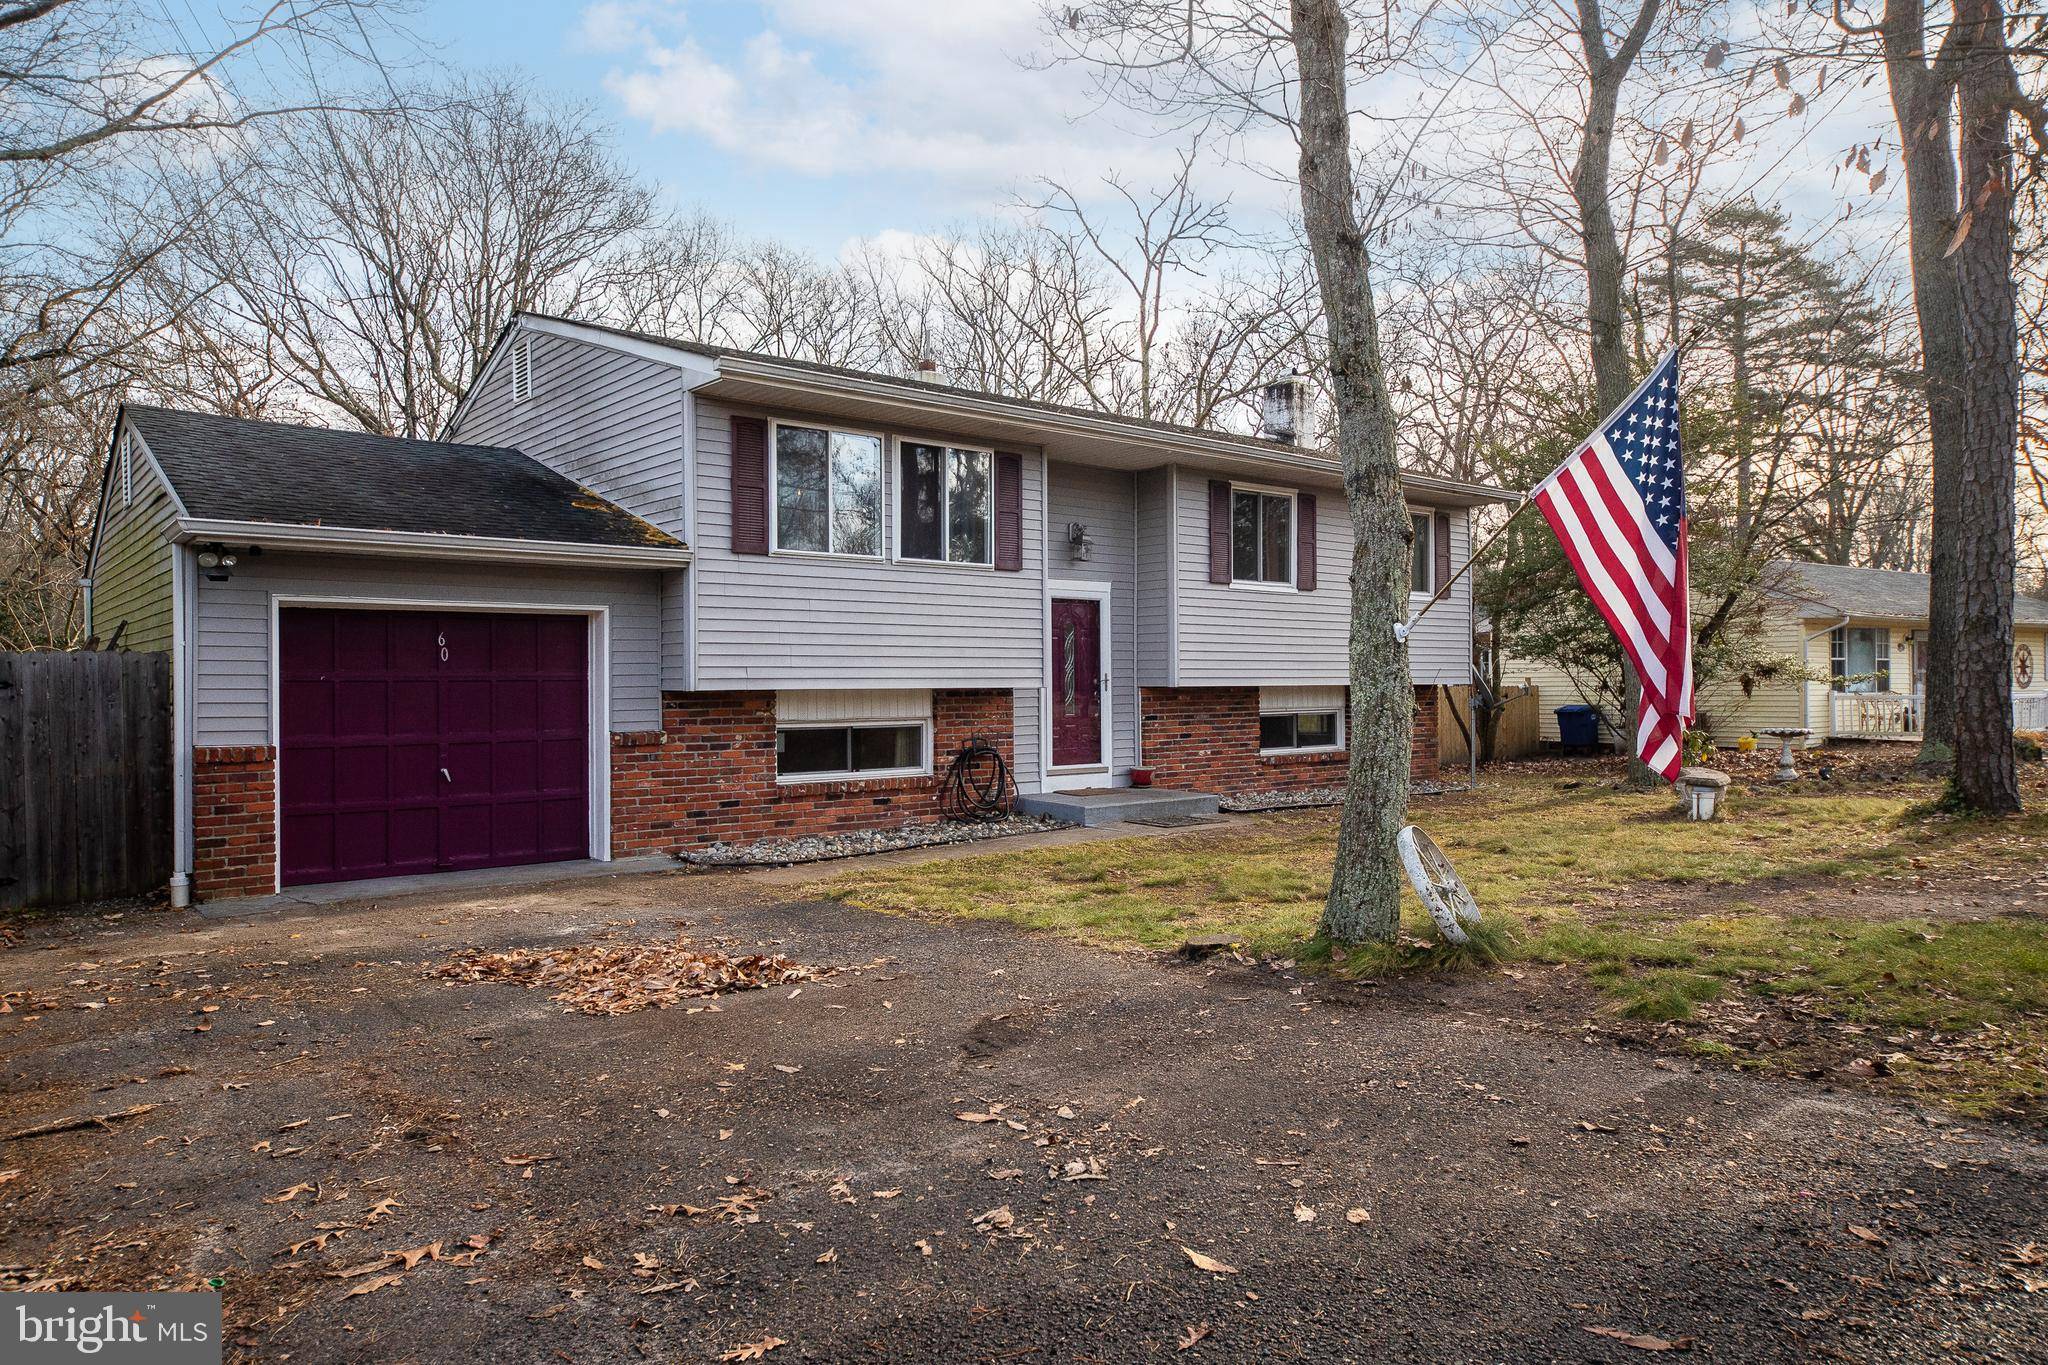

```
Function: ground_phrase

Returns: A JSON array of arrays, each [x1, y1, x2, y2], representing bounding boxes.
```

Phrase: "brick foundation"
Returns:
[[611, 689, 1015, 855], [1139, 685, 1440, 796], [192, 745, 277, 900]]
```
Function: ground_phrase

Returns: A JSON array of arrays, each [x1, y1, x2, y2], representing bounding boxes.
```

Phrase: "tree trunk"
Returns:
[[1946, 0, 2022, 813], [1572, 0, 1662, 787], [1880, 0, 1968, 767], [1290, 0, 1411, 943]]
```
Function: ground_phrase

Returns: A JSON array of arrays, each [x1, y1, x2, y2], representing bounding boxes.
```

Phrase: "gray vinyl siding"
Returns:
[[1012, 687, 1042, 794], [190, 551, 663, 746], [1405, 509, 1474, 685], [1170, 469, 1474, 688], [89, 432, 178, 653], [448, 330, 690, 539], [692, 398, 1045, 689], [1134, 467, 1174, 686], [1046, 461, 1138, 773]]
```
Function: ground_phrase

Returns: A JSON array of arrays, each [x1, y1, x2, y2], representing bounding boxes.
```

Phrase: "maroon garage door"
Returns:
[[279, 608, 590, 887]]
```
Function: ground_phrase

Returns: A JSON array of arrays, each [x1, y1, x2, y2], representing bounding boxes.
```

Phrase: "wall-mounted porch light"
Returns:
[[1067, 521, 1095, 563]]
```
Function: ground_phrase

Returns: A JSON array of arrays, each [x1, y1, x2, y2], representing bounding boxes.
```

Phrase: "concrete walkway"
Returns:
[[195, 854, 682, 918]]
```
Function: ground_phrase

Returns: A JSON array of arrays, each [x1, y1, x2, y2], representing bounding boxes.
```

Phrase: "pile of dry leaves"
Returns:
[[431, 938, 828, 1016]]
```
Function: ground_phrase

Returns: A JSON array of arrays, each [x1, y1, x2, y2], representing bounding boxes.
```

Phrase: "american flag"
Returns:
[[1531, 349, 1694, 780]]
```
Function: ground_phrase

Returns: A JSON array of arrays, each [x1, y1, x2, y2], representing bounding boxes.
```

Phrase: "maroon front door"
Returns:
[[279, 608, 589, 887], [1051, 597, 1103, 768]]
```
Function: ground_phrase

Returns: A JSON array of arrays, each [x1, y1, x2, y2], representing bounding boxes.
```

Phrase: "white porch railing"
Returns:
[[1828, 690, 1921, 740], [1830, 689, 2048, 739]]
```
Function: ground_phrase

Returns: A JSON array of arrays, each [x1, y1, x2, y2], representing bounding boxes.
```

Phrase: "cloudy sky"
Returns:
[[412, 0, 1904, 266]]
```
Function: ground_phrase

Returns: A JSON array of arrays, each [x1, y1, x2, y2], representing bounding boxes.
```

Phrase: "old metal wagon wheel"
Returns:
[[1397, 825, 1482, 946]]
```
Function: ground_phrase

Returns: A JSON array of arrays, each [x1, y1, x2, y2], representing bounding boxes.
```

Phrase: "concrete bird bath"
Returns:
[[1759, 728, 1812, 782]]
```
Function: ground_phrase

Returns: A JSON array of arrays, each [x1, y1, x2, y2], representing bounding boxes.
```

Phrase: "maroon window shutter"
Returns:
[[1433, 510, 1452, 591], [1296, 492, 1317, 592], [1208, 480, 1232, 584], [994, 452, 1024, 571], [730, 415, 769, 555]]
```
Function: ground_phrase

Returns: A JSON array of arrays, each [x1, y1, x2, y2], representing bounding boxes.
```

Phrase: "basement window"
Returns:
[[1259, 685, 1344, 753], [776, 723, 928, 781]]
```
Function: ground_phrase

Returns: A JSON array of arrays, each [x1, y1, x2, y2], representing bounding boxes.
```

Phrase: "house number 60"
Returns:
[[438, 631, 449, 663]]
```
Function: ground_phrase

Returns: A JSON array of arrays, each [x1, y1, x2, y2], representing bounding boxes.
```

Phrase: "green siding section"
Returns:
[[89, 438, 177, 653]]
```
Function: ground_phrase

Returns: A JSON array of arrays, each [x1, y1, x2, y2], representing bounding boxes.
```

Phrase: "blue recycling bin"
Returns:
[[1555, 704, 1603, 751]]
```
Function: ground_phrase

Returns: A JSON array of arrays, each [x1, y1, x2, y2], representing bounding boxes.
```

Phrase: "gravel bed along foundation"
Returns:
[[677, 813, 1071, 868]]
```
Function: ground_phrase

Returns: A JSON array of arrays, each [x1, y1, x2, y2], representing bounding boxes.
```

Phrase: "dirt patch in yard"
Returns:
[[2, 869, 2045, 1361]]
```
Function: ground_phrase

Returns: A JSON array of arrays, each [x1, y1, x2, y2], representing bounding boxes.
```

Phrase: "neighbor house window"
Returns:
[[775, 423, 882, 556], [1231, 487, 1293, 584], [1410, 511, 1433, 594], [1259, 686, 1344, 752], [898, 443, 991, 564], [1831, 626, 1891, 693]]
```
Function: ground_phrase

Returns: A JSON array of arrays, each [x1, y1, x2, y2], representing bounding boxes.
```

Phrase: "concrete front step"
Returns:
[[1015, 787, 1221, 828]]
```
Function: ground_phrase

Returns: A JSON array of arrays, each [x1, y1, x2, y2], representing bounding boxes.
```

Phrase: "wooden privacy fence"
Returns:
[[0, 650, 171, 909], [1490, 685, 1541, 760], [1438, 682, 1541, 768]]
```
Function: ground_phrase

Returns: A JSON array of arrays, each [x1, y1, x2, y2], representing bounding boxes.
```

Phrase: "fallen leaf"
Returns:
[[582, 1255, 604, 1270], [772, 1064, 800, 1074], [1584, 1326, 1687, 1351], [973, 1206, 1015, 1230], [364, 1196, 401, 1224], [502, 1154, 555, 1165], [1847, 1225, 1887, 1246], [955, 1112, 1001, 1124], [1182, 1247, 1237, 1275], [341, 1273, 404, 1299], [872, 1189, 901, 1200], [1177, 1321, 1211, 1351], [1293, 1204, 1315, 1224], [914, 1238, 933, 1256], [1345, 1208, 1371, 1225], [719, 1338, 786, 1363], [816, 1248, 838, 1264], [392, 1243, 441, 1270], [263, 1182, 316, 1204]]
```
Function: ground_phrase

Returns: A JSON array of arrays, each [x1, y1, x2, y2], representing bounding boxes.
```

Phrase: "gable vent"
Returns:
[[511, 337, 534, 402], [121, 433, 134, 506]]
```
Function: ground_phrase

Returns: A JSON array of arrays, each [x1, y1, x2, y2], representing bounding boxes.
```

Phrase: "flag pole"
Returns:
[[1395, 494, 1532, 640]]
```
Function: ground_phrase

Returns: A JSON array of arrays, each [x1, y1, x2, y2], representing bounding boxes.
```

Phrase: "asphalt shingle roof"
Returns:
[[125, 405, 682, 551], [1769, 559, 2048, 628]]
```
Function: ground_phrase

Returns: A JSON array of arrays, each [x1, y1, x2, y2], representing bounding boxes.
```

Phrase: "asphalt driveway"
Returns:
[[2, 866, 2043, 1362]]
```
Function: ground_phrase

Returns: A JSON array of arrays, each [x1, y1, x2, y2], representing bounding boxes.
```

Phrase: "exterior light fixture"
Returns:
[[197, 543, 240, 582], [1067, 521, 1094, 563]]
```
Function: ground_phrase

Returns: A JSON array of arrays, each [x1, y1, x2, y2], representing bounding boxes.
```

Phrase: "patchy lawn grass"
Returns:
[[816, 770, 2048, 1116]]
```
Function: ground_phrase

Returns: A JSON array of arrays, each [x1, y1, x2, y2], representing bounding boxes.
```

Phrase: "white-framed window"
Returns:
[[775, 689, 932, 782], [897, 442, 992, 565], [1831, 626, 1891, 693], [773, 421, 883, 557], [1409, 510, 1433, 595], [511, 337, 534, 402], [1259, 685, 1345, 753], [1231, 484, 1294, 586]]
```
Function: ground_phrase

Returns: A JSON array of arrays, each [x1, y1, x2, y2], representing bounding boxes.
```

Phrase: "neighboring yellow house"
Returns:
[[1508, 560, 2048, 748]]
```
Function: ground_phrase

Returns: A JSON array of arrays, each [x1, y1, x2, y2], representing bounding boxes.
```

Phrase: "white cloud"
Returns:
[[590, 0, 1287, 214]]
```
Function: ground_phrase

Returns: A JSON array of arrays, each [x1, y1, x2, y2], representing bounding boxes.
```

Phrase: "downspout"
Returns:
[[1800, 612, 1850, 737], [79, 577, 92, 641], [168, 546, 195, 907]]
